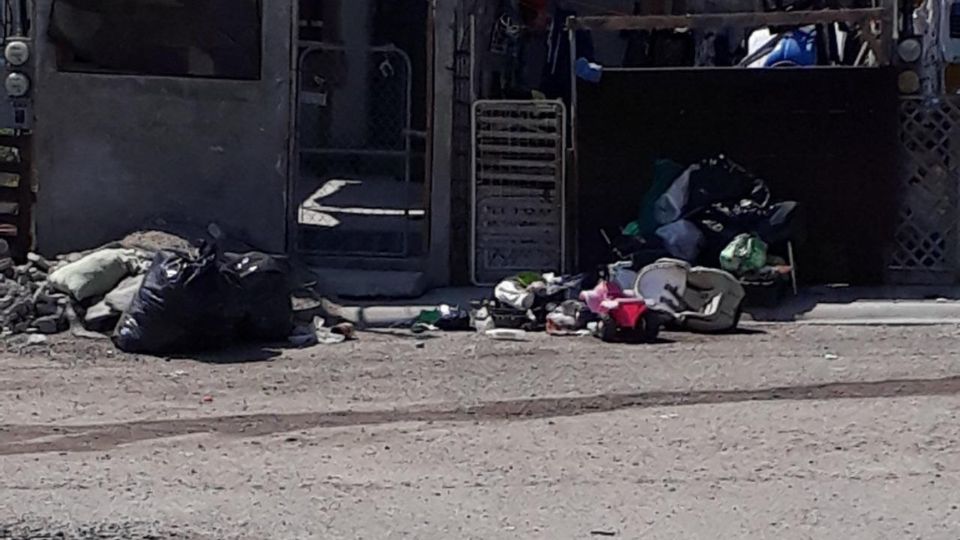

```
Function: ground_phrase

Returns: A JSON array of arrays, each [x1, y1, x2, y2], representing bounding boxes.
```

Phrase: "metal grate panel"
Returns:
[[888, 97, 960, 284], [471, 100, 566, 285], [295, 44, 420, 258]]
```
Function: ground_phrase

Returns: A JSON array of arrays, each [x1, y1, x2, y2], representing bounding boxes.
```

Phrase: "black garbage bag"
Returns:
[[756, 201, 803, 246], [684, 156, 771, 216], [221, 252, 293, 341], [113, 247, 243, 354]]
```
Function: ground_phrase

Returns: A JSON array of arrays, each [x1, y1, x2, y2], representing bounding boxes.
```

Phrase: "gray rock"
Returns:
[[36, 300, 62, 316], [27, 267, 47, 282], [5, 298, 31, 319], [31, 287, 52, 304], [12, 320, 30, 333], [34, 313, 66, 334], [26, 252, 52, 272]]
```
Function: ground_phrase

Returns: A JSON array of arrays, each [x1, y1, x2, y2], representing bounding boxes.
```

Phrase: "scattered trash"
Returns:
[[636, 259, 745, 333], [495, 276, 541, 311], [720, 233, 768, 276], [289, 317, 351, 347], [413, 304, 471, 333], [167, 370, 188, 379], [24, 334, 48, 347], [200, 395, 214, 404], [824, 353, 839, 360], [546, 300, 592, 336], [315, 326, 348, 345], [590, 530, 617, 537], [485, 328, 528, 341], [410, 322, 439, 335], [331, 322, 356, 340]]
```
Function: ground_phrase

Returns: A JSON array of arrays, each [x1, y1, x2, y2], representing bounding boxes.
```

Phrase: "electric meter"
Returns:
[[5, 72, 29, 97], [4, 41, 28, 66]]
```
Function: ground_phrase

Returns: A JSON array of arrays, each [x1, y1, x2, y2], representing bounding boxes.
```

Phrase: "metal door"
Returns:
[[295, 44, 426, 258]]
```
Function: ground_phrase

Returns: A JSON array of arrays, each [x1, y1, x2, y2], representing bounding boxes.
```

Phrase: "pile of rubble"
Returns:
[[0, 235, 163, 338], [0, 247, 71, 335]]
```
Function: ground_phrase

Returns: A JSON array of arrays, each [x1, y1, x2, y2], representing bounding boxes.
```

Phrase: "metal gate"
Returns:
[[471, 100, 566, 285], [888, 96, 960, 284], [295, 44, 424, 258]]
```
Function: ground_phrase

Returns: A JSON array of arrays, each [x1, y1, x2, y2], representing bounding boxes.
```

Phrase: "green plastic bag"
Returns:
[[720, 234, 768, 275]]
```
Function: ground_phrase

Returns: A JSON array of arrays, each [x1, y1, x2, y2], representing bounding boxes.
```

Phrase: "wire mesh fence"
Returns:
[[295, 44, 418, 258], [888, 96, 960, 284]]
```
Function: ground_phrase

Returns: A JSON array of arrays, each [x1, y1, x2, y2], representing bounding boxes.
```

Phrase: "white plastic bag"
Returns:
[[495, 280, 537, 311]]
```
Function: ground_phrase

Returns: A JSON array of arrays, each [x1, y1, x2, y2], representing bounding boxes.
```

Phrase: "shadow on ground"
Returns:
[[4, 374, 960, 456]]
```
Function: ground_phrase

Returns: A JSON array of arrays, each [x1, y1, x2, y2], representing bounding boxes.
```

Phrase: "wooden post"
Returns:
[[568, 8, 888, 32]]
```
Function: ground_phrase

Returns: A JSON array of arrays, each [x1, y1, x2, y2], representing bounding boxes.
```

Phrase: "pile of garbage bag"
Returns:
[[0, 226, 299, 356], [114, 245, 293, 355], [615, 155, 800, 306]]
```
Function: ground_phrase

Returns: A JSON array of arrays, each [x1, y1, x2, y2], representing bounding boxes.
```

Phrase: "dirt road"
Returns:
[[2, 325, 960, 538]]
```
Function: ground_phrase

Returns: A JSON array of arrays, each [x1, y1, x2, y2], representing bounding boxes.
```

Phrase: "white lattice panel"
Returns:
[[471, 100, 566, 285], [888, 97, 960, 283]]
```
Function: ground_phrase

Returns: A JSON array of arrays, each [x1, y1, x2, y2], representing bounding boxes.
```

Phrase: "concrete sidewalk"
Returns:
[[326, 285, 960, 328]]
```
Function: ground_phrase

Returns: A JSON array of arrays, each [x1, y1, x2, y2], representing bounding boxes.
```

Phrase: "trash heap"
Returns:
[[0, 228, 314, 356], [457, 257, 747, 344], [112, 245, 295, 355], [614, 155, 801, 306], [422, 157, 797, 343]]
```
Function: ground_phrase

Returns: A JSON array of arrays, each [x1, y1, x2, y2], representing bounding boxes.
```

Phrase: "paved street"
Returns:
[[2, 325, 960, 538]]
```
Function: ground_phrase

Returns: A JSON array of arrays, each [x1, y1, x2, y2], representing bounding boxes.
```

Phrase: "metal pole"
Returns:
[[567, 19, 579, 274], [567, 20, 577, 152], [10, 0, 24, 36]]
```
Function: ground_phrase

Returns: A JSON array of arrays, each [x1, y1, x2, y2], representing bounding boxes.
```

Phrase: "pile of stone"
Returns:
[[0, 245, 70, 335], [0, 239, 155, 337]]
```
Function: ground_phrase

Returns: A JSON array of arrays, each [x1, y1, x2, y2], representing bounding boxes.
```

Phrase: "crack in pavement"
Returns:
[[3, 375, 960, 456]]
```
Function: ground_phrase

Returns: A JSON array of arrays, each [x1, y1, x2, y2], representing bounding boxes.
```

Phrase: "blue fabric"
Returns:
[[764, 29, 817, 67]]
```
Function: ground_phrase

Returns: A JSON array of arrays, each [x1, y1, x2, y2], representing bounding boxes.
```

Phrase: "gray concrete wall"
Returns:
[[428, 0, 454, 287], [32, 0, 293, 256]]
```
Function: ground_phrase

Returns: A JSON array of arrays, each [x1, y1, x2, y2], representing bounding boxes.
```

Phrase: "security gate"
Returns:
[[471, 100, 566, 285], [888, 96, 960, 284], [295, 44, 425, 258]]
